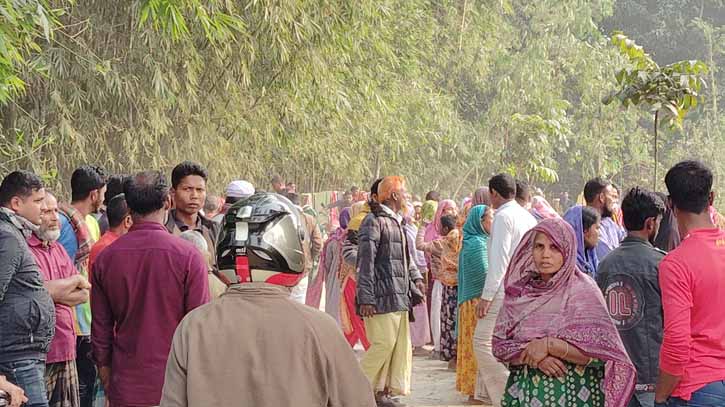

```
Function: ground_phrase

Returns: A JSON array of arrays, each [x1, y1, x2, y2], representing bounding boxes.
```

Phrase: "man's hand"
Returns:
[[655, 370, 681, 404], [476, 299, 492, 319], [522, 338, 550, 368], [414, 279, 426, 300], [75, 274, 91, 290], [537, 356, 567, 377], [98, 366, 112, 392], [0, 375, 28, 407], [359, 305, 376, 318]]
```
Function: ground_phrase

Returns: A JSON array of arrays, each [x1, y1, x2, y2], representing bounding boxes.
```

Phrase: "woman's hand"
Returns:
[[537, 356, 568, 377], [522, 338, 550, 368]]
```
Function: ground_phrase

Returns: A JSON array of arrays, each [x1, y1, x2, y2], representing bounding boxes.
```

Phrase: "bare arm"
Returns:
[[45, 275, 90, 307], [655, 371, 681, 403], [547, 337, 591, 366]]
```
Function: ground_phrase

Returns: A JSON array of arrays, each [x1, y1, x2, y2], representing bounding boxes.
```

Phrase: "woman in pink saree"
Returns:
[[493, 218, 635, 407]]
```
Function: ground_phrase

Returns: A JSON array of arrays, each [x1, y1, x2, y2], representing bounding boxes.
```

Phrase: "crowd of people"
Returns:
[[0, 159, 724, 407]]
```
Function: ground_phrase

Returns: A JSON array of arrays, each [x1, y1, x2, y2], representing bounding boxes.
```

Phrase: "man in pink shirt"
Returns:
[[655, 160, 725, 406], [29, 192, 91, 407]]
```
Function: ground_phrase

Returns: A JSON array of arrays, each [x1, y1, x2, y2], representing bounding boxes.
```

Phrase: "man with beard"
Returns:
[[0, 171, 55, 407], [270, 174, 286, 195], [596, 187, 666, 407], [357, 176, 425, 407], [165, 161, 219, 268], [583, 177, 625, 260], [57, 165, 106, 407], [29, 192, 91, 407]]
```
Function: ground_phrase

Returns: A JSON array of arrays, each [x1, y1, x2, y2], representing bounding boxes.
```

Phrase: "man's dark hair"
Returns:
[[440, 214, 457, 232], [270, 174, 283, 184], [583, 177, 612, 204], [515, 180, 530, 202], [171, 161, 208, 189], [621, 187, 666, 231], [425, 190, 440, 201], [287, 192, 300, 206], [104, 174, 130, 205], [351, 186, 359, 193], [370, 178, 384, 196], [665, 160, 713, 214], [489, 173, 516, 199], [124, 171, 170, 216], [225, 196, 241, 205], [0, 170, 44, 206], [71, 165, 106, 202], [581, 206, 601, 231], [107, 194, 130, 228]]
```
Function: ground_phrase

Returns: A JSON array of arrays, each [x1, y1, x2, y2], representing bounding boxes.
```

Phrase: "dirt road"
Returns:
[[400, 354, 492, 407]]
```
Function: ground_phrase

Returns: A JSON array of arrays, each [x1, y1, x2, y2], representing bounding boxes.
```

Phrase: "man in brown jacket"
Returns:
[[160, 193, 374, 407]]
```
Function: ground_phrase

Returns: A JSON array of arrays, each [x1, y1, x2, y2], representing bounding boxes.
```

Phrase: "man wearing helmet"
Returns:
[[357, 176, 426, 407], [159, 192, 374, 407]]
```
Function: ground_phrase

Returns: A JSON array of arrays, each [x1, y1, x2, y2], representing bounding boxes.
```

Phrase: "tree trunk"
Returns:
[[654, 110, 659, 190]]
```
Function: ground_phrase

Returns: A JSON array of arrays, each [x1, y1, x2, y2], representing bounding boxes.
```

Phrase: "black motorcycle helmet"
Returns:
[[215, 192, 308, 287]]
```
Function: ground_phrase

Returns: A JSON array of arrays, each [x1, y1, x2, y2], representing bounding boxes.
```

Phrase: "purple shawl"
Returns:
[[492, 218, 635, 407]]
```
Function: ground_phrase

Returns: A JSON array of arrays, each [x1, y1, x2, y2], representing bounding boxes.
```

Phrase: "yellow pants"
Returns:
[[360, 311, 412, 396]]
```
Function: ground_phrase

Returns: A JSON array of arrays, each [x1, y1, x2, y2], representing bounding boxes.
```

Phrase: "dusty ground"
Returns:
[[401, 351, 493, 407], [354, 346, 492, 407], [401, 355, 469, 407]]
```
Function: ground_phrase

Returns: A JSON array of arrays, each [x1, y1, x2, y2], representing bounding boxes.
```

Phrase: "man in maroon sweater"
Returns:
[[90, 171, 209, 407]]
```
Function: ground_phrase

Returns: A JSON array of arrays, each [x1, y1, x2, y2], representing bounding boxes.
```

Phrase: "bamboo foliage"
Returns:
[[0, 0, 722, 200]]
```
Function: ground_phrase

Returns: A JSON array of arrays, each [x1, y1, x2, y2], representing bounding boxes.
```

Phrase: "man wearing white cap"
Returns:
[[213, 180, 255, 223]]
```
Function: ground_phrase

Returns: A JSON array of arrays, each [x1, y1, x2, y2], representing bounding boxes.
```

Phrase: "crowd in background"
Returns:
[[1, 159, 724, 407]]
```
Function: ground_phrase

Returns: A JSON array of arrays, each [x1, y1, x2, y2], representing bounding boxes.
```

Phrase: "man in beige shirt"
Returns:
[[160, 192, 374, 407]]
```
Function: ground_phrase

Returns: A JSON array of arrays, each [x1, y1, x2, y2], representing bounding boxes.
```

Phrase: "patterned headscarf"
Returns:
[[493, 218, 635, 407]]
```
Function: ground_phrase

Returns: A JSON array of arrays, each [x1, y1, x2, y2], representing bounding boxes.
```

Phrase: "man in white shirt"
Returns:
[[473, 173, 537, 405]]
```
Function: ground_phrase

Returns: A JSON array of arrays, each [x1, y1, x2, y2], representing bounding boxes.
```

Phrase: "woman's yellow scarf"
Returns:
[[347, 202, 370, 231]]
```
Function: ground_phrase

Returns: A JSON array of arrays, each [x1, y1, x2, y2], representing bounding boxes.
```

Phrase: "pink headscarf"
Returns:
[[493, 218, 635, 407], [424, 199, 457, 242], [530, 196, 560, 221]]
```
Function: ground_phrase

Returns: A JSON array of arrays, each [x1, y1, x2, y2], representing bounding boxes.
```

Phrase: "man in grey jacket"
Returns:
[[597, 187, 666, 407], [357, 176, 425, 407], [0, 171, 55, 407]]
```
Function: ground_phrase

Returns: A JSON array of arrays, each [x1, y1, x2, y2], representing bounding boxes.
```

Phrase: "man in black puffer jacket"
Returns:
[[0, 171, 56, 407], [357, 176, 424, 407]]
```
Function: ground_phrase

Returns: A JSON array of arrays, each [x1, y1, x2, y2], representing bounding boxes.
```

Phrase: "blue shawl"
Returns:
[[563, 205, 599, 277]]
